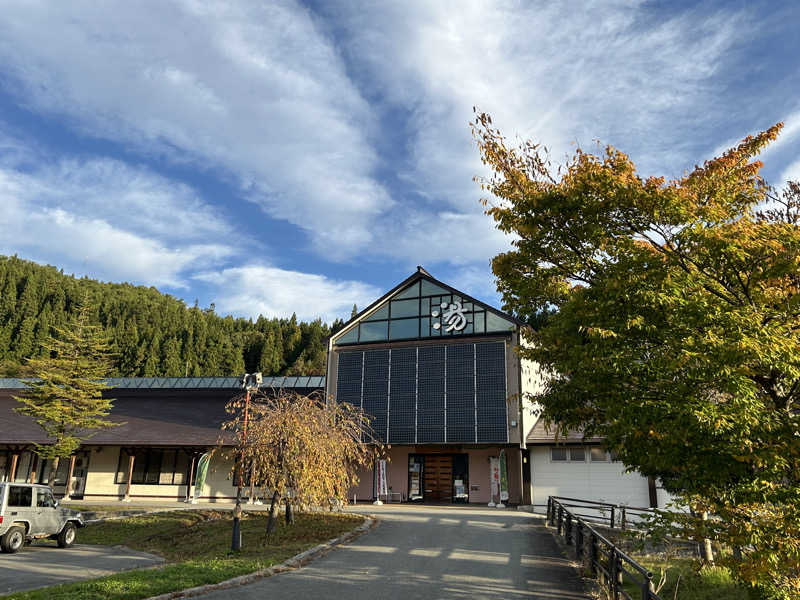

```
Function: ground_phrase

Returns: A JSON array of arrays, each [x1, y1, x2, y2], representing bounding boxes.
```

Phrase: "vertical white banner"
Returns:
[[498, 450, 509, 507], [378, 459, 388, 497], [488, 457, 500, 507]]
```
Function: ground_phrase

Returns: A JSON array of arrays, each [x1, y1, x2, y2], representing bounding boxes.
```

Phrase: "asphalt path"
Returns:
[[0, 541, 163, 595], [201, 504, 590, 600]]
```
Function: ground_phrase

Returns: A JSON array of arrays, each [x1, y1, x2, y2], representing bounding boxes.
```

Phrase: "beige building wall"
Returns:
[[81, 446, 238, 502]]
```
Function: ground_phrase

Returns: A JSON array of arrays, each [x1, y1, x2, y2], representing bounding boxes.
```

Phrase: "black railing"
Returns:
[[547, 495, 658, 530], [547, 496, 660, 600]]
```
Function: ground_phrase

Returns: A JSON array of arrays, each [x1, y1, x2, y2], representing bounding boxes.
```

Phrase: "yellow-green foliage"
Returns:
[[473, 113, 799, 594]]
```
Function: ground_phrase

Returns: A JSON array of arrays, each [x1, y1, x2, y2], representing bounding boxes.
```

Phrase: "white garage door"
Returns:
[[530, 446, 652, 511]]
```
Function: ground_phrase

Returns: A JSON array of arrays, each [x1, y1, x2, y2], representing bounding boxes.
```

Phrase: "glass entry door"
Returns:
[[408, 456, 424, 501]]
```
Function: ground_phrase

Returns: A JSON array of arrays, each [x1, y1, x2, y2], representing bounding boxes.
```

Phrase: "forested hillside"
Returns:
[[0, 256, 345, 378]]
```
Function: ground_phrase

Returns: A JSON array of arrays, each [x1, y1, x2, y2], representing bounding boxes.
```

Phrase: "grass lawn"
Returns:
[[622, 557, 756, 600], [3, 510, 364, 600]]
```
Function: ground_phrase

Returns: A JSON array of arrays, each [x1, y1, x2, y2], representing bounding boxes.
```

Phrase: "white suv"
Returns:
[[0, 483, 84, 553]]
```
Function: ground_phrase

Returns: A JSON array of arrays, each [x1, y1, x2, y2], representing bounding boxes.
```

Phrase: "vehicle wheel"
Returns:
[[1, 526, 26, 553], [57, 522, 76, 548]]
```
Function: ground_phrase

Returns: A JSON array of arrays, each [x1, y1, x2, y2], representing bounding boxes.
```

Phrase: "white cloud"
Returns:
[[330, 0, 746, 197], [374, 209, 512, 266], [0, 0, 763, 278], [193, 265, 381, 322], [709, 109, 800, 164], [780, 157, 800, 186], [0, 0, 390, 258], [447, 264, 501, 306], [0, 147, 235, 287]]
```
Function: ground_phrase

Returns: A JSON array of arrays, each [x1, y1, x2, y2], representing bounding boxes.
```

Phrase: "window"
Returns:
[[7, 486, 32, 507], [551, 446, 589, 462], [36, 488, 56, 508], [336, 327, 358, 344], [390, 299, 419, 318], [389, 318, 419, 340], [569, 447, 586, 462], [359, 321, 388, 342], [116, 449, 190, 485], [591, 447, 609, 462]]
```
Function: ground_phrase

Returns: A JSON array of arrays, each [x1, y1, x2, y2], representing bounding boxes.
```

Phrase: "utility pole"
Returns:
[[232, 372, 261, 552]]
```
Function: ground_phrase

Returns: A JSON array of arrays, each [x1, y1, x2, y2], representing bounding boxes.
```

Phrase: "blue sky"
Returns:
[[0, 1, 798, 323]]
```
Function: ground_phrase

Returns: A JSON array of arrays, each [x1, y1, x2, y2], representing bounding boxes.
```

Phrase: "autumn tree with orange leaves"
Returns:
[[223, 391, 378, 539], [473, 112, 800, 597]]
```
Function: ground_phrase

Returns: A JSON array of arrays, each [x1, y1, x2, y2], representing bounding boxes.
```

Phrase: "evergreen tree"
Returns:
[[161, 337, 182, 376], [14, 295, 115, 486], [351, 304, 358, 318], [0, 255, 333, 378]]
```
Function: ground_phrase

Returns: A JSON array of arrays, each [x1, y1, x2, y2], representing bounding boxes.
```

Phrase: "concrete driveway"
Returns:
[[0, 541, 163, 595], [202, 504, 589, 600]]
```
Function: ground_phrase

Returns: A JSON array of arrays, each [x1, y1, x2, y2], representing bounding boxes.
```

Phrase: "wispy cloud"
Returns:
[[193, 265, 381, 322], [0, 0, 785, 316], [0, 147, 235, 287], [328, 0, 747, 200], [0, 0, 390, 258], [0, 127, 382, 317]]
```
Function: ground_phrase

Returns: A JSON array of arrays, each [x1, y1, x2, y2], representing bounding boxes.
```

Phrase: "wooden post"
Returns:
[[9, 453, 19, 482], [186, 454, 196, 503], [29, 454, 38, 484], [64, 455, 77, 499], [647, 476, 658, 508], [123, 453, 135, 501]]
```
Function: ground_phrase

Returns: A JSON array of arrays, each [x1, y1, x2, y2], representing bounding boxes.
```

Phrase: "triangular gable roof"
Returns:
[[330, 266, 522, 344]]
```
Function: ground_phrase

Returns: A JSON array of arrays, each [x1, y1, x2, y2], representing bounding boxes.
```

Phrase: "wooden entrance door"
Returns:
[[423, 455, 453, 502]]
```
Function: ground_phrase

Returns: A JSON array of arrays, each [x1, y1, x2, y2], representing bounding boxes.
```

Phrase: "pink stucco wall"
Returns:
[[348, 446, 522, 504]]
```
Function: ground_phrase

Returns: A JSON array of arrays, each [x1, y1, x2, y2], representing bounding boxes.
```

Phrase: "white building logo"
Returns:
[[432, 300, 467, 332]]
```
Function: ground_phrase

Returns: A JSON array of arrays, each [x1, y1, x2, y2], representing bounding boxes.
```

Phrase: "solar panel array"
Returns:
[[417, 346, 445, 443], [336, 341, 507, 444], [362, 350, 389, 440], [388, 348, 416, 443], [476, 342, 508, 442]]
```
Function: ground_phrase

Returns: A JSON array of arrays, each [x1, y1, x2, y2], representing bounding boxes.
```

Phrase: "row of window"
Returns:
[[0, 451, 72, 485], [115, 449, 192, 485], [550, 447, 619, 463]]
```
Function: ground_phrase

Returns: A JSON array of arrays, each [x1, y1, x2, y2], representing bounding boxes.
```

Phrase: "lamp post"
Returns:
[[232, 372, 262, 552]]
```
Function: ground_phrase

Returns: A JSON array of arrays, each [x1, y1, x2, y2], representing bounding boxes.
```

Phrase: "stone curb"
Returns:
[[143, 515, 377, 600]]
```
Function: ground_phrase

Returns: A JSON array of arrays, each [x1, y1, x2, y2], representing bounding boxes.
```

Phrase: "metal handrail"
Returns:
[[547, 496, 661, 600], [549, 495, 659, 530]]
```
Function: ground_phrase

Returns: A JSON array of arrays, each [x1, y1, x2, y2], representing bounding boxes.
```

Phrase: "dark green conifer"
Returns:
[[14, 295, 115, 486]]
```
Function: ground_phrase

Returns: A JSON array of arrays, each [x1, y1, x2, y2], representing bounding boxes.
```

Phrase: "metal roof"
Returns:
[[0, 376, 325, 390]]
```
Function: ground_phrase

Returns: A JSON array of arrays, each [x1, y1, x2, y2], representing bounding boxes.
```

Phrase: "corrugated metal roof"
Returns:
[[0, 376, 324, 390]]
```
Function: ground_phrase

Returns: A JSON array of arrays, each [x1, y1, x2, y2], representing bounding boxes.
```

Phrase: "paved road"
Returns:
[[202, 504, 589, 600], [0, 542, 163, 595]]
